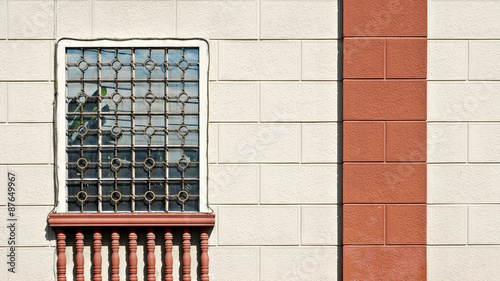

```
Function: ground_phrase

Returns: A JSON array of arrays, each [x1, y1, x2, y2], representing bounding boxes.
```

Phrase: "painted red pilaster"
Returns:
[[343, 0, 427, 279]]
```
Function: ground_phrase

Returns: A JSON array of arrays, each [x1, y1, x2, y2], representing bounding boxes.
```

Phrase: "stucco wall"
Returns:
[[0, 0, 340, 280], [428, 0, 500, 279]]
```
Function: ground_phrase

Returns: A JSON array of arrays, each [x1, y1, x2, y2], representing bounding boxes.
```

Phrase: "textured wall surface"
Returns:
[[428, 0, 500, 280], [0, 0, 340, 280]]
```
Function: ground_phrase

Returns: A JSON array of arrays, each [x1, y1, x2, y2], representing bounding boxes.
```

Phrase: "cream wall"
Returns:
[[428, 0, 500, 279], [0, 0, 340, 280]]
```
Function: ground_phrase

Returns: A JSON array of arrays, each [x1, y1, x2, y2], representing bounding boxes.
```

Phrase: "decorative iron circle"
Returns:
[[178, 125, 189, 136], [110, 190, 122, 203], [111, 91, 123, 104], [144, 91, 156, 104], [110, 59, 123, 71], [177, 157, 189, 170], [76, 125, 88, 137], [144, 125, 156, 136], [178, 91, 189, 103], [143, 158, 155, 170], [110, 158, 122, 170], [76, 158, 88, 170], [177, 58, 189, 71], [177, 190, 189, 203], [144, 190, 156, 203], [76, 191, 88, 203], [144, 59, 155, 71], [110, 125, 122, 137], [77, 92, 88, 104], [76, 58, 89, 71]]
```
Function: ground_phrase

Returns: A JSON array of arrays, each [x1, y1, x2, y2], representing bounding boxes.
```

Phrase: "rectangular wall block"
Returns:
[[0, 41, 51, 81], [218, 41, 301, 80], [7, 83, 54, 123], [427, 40, 468, 80], [427, 205, 467, 245], [93, 0, 175, 38], [468, 123, 500, 162], [427, 123, 467, 163], [344, 246, 426, 280], [429, 0, 500, 39], [468, 206, 500, 244], [260, 0, 338, 39], [208, 164, 259, 204], [209, 247, 259, 281], [217, 206, 300, 245], [428, 165, 500, 203], [343, 163, 426, 204], [0, 124, 52, 164], [218, 123, 300, 163], [428, 82, 500, 121], [344, 0, 427, 36], [344, 80, 426, 121], [209, 82, 259, 122], [260, 82, 338, 122], [177, 0, 258, 39], [428, 247, 500, 280], [260, 164, 337, 204], [260, 247, 338, 280]]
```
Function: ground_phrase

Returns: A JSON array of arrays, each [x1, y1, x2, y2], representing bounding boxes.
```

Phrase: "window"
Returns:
[[56, 39, 209, 213]]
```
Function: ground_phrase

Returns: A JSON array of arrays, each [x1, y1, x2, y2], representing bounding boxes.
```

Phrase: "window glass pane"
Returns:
[[65, 47, 200, 213]]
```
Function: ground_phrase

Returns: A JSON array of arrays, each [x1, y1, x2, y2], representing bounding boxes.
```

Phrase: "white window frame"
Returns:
[[55, 39, 209, 213]]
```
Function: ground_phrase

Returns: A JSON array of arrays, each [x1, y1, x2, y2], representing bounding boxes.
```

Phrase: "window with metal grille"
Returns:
[[55, 39, 209, 213]]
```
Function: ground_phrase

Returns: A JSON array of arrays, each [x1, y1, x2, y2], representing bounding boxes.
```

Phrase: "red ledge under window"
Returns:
[[48, 213, 215, 228]]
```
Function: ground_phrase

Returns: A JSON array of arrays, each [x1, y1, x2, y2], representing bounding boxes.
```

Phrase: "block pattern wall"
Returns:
[[0, 13, 56, 281], [209, 1, 340, 279], [428, 0, 500, 279], [342, 0, 427, 279], [0, 1, 340, 280]]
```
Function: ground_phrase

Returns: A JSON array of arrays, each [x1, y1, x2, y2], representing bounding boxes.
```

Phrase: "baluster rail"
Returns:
[[48, 213, 215, 281]]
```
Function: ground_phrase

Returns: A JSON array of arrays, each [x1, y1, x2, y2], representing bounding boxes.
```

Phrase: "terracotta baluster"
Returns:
[[147, 229, 156, 281], [200, 228, 210, 281], [75, 229, 85, 281], [111, 229, 120, 281], [129, 229, 138, 281], [164, 228, 173, 281], [93, 229, 102, 281], [57, 229, 67, 281], [182, 228, 191, 281]]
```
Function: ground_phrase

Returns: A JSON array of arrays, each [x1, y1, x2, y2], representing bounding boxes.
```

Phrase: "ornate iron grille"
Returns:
[[65, 47, 200, 212]]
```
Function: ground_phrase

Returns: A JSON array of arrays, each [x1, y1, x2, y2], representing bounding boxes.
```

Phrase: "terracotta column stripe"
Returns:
[[342, 0, 427, 279]]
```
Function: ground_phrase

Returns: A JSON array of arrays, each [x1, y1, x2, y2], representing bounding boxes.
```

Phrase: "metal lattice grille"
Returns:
[[66, 47, 200, 213]]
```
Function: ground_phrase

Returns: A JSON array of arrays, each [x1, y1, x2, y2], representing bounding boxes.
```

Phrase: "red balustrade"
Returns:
[[49, 213, 215, 281]]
